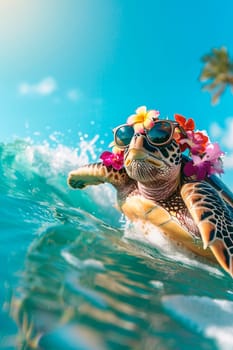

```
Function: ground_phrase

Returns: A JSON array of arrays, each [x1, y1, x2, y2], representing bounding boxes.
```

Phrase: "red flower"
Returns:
[[174, 114, 209, 155], [174, 114, 195, 131], [173, 114, 195, 150]]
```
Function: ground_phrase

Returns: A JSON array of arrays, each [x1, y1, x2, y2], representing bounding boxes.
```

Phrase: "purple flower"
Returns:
[[100, 151, 124, 170], [184, 143, 224, 180], [184, 160, 212, 180]]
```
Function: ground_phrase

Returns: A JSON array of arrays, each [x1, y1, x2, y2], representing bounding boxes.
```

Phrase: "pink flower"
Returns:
[[204, 143, 224, 162], [100, 150, 124, 170], [179, 130, 209, 154], [204, 143, 224, 176]]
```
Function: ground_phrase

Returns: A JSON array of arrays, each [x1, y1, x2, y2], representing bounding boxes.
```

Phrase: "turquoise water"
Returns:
[[1, 138, 233, 350]]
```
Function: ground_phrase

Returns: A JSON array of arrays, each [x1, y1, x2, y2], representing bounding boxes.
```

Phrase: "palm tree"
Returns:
[[200, 47, 233, 104]]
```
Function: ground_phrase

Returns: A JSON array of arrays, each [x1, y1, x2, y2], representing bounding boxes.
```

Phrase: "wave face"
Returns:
[[1, 137, 233, 350]]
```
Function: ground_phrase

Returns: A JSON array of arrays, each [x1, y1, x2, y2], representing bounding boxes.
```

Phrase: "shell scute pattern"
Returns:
[[181, 182, 233, 275]]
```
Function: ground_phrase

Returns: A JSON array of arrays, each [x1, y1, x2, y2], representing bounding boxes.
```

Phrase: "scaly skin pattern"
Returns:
[[68, 132, 233, 277]]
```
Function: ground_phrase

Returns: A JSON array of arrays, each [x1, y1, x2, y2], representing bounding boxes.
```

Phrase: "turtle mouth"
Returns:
[[125, 158, 165, 183], [124, 149, 164, 168], [147, 156, 164, 167]]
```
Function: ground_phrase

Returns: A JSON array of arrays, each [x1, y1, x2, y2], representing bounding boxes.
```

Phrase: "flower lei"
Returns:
[[100, 106, 224, 180]]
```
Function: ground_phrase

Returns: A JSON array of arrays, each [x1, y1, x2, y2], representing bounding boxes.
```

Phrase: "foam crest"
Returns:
[[1, 135, 117, 214], [22, 133, 101, 177]]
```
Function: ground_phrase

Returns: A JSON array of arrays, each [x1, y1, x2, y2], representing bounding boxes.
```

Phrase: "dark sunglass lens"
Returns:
[[147, 122, 172, 144], [115, 125, 134, 147]]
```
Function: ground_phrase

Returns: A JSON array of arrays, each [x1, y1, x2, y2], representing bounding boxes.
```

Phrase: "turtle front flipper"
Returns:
[[181, 182, 233, 277], [68, 162, 133, 189]]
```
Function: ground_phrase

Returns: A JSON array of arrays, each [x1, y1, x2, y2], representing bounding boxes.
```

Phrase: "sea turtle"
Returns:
[[68, 107, 233, 277]]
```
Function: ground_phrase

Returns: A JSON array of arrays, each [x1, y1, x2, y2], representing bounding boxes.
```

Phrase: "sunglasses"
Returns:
[[114, 120, 181, 148]]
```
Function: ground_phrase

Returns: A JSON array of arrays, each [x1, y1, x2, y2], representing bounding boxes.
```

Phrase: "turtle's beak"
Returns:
[[124, 134, 164, 168]]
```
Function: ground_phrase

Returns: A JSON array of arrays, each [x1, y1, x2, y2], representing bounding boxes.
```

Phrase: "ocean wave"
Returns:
[[1, 136, 233, 350]]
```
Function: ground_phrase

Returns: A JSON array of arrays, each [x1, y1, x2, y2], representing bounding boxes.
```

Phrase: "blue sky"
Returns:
[[1, 0, 233, 187]]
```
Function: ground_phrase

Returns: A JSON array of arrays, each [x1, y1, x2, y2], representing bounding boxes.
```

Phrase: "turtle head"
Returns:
[[114, 121, 182, 185]]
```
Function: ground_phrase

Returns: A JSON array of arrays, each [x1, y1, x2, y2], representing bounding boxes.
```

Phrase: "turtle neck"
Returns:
[[138, 175, 180, 202]]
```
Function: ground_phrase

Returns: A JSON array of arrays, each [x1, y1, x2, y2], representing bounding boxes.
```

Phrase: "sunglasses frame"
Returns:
[[113, 120, 183, 149]]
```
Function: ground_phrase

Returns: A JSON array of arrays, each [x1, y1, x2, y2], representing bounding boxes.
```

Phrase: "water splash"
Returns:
[[123, 220, 224, 277]]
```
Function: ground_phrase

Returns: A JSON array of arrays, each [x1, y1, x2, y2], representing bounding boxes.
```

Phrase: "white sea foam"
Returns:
[[149, 280, 164, 289], [123, 220, 223, 277], [11, 134, 117, 210], [22, 134, 101, 177], [162, 294, 233, 350], [61, 250, 105, 271]]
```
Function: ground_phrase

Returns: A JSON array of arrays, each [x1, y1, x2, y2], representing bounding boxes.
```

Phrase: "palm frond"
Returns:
[[199, 47, 233, 103]]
